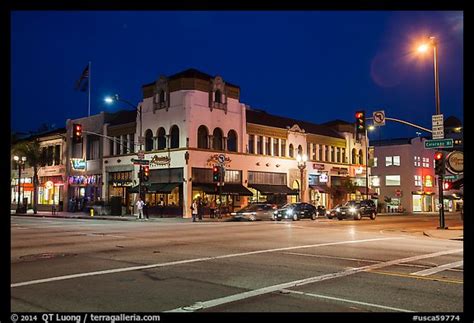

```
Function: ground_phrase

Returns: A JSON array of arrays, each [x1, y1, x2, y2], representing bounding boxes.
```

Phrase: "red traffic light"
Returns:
[[213, 166, 218, 172], [434, 152, 443, 160], [443, 182, 451, 190], [355, 112, 364, 119]]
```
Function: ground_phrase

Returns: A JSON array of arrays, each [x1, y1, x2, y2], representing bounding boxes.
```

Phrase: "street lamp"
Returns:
[[105, 94, 144, 200], [296, 153, 307, 202], [13, 155, 27, 213], [417, 36, 445, 229]]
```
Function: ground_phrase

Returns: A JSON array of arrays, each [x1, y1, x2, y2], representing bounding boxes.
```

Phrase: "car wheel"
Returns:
[[337, 216, 343, 221], [370, 212, 376, 220], [311, 212, 317, 220], [354, 212, 361, 220], [249, 214, 257, 221], [276, 217, 281, 221], [292, 214, 298, 221]]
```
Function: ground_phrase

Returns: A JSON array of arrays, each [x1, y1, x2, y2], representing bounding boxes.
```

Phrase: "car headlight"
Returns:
[[336, 208, 340, 212], [286, 209, 294, 215], [326, 211, 330, 215], [231, 212, 236, 216], [349, 207, 356, 213], [274, 210, 278, 214]]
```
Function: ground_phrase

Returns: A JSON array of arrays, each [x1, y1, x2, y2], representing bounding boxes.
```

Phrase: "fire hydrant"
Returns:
[[90, 208, 94, 217]]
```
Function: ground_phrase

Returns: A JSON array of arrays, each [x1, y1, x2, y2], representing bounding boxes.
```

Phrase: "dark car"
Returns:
[[336, 200, 377, 220], [326, 204, 342, 219], [273, 202, 318, 221], [316, 205, 326, 218], [231, 203, 277, 221]]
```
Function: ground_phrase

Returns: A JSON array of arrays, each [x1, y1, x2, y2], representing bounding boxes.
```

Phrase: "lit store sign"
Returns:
[[71, 158, 86, 170]]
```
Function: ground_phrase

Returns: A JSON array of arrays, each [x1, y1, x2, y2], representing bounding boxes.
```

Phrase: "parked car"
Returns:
[[316, 205, 326, 217], [273, 202, 318, 221], [231, 203, 277, 221], [336, 200, 377, 220], [326, 204, 341, 219]]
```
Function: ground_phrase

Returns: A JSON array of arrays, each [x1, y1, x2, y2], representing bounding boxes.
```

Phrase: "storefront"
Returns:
[[412, 191, 435, 212], [308, 171, 329, 208], [11, 177, 34, 207], [108, 171, 133, 207], [247, 171, 298, 206], [68, 174, 102, 211], [39, 175, 65, 208]]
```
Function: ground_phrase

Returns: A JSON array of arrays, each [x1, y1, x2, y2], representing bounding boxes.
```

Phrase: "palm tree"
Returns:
[[12, 139, 50, 214]]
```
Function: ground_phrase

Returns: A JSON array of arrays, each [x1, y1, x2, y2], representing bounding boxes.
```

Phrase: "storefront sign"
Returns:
[[45, 181, 54, 190], [446, 151, 463, 174], [68, 175, 101, 185], [331, 167, 348, 175], [207, 154, 231, 167], [71, 158, 86, 170], [355, 166, 364, 175], [150, 155, 171, 166], [319, 173, 328, 183], [312, 163, 325, 170]]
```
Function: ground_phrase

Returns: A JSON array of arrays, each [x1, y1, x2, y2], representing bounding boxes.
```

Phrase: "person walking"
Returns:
[[136, 197, 145, 220], [158, 197, 164, 218], [191, 199, 198, 222], [143, 199, 149, 220], [197, 198, 203, 221]]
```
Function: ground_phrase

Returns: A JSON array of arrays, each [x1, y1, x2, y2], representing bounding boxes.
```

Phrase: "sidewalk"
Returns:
[[10, 209, 230, 223], [423, 226, 463, 240]]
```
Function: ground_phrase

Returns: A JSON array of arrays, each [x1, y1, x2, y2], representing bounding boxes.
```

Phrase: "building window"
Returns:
[[213, 128, 223, 151], [330, 146, 335, 162], [281, 139, 286, 157], [265, 137, 271, 155], [115, 137, 121, 155], [424, 175, 433, 187], [47, 146, 53, 166], [170, 125, 179, 149], [422, 157, 430, 168], [257, 136, 263, 155], [215, 89, 222, 104], [312, 144, 316, 161], [352, 148, 357, 164], [198, 126, 209, 149], [393, 156, 400, 166], [159, 89, 165, 104], [273, 138, 279, 157], [325, 146, 329, 162], [87, 135, 100, 160], [342, 148, 346, 163], [129, 134, 134, 153], [373, 157, 377, 167], [415, 175, 422, 187], [414, 156, 421, 167], [358, 149, 363, 165], [297, 145, 303, 157], [319, 145, 323, 161], [289, 144, 294, 158], [227, 130, 237, 152], [336, 147, 341, 163], [145, 129, 153, 151], [157, 127, 166, 150], [54, 145, 61, 165], [248, 134, 255, 154], [385, 175, 401, 186]]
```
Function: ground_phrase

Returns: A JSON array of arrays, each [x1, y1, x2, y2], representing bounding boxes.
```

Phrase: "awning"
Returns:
[[248, 184, 299, 195], [192, 183, 253, 196], [128, 183, 180, 194], [309, 185, 329, 193]]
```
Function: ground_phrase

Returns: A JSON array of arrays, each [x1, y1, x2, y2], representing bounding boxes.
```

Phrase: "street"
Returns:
[[11, 214, 463, 313]]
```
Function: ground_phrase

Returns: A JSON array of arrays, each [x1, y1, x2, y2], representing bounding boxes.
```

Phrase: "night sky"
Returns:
[[11, 11, 463, 141]]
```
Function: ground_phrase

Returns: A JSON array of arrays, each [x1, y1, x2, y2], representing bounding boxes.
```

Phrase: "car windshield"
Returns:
[[343, 201, 358, 207], [281, 203, 295, 209]]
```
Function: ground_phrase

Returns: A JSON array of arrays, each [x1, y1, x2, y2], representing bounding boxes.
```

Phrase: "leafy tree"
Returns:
[[329, 177, 357, 206]]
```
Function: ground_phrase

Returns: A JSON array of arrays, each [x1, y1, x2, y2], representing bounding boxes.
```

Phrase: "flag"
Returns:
[[75, 65, 89, 92]]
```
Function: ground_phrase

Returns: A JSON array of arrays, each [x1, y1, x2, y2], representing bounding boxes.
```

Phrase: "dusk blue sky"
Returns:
[[11, 11, 463, 141]]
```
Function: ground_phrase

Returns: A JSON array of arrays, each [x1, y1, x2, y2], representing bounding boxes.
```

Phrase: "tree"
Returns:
[[329, 177, 357, 206], [12, 139, 50, 214]]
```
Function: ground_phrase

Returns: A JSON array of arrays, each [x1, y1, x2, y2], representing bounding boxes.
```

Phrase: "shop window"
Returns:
[[227, 130, 237, 152], [170, 125, 179, 149], [145, 129, 153, 151], [157, 127, 166, 150], [213, 128, 223, 151], [198, 125, 209, 149]]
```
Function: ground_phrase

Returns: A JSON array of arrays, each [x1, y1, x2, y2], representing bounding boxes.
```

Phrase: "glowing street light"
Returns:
[[296, 153, 308, 202]]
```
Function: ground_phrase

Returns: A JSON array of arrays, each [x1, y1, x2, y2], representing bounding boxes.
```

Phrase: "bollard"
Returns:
[[90, 208, 94, 217]]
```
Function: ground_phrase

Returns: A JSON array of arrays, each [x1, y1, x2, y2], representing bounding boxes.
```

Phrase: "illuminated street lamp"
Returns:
[[296, 153, 308, 202], [13, 155, 27, 213]]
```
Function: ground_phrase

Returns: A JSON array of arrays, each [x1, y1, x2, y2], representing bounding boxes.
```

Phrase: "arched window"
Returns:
[[197, 125, 209, 149], [359, 149, 363, 165], [170, 125, 179, 149], [157, 127, 166, 150], [297, 145, 303, 156], [145, 129, 153, 151], [227, 130, 237, 152], [159, 89, 165, 104], [215, 90, 222, 103], [213, 128, 223, 151], [352, 148, 357, 164], [289, 144, 294, 158]]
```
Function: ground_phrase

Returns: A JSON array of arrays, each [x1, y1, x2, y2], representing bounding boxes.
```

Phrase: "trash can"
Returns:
[[110, 196, 122, 216]]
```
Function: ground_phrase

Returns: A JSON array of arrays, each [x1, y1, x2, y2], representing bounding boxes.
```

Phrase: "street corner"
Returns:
[[423, 228, 463, 241]]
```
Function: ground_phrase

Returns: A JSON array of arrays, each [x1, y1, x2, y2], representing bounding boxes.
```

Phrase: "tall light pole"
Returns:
[[14, 155, 27, 213], [417, 36, 445, 229], [296, 153, 307, 202], [105, 94, 143, 200]]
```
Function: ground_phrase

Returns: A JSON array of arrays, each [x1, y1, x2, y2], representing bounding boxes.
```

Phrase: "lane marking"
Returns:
[[410, 260, 463, 277], [11, 237, 402, 288], [369, 270, 463, 284], [280, 289, 413, 312], [167, 248, 462, 312]]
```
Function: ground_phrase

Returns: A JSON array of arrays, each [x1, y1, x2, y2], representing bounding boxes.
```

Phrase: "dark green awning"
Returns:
[[129, 183, 180, 194], [193, 183, 253, 196]]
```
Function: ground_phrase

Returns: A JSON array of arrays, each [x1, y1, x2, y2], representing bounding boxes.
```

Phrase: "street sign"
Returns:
[[132, 158, 150, 165], [432, 114, 444, 139], [218, 154, 226, 165], [424, 138, 453, 149], [373, 111, 385, 126]]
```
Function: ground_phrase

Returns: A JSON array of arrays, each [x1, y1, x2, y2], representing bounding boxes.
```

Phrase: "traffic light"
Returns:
[[355, 111, 366, 135], [72, 123, 82, 143], [434, 151, 444, 175], [443, 182, 451, 191], [213, 165, 220, 182], [143, 165, 150, 182]]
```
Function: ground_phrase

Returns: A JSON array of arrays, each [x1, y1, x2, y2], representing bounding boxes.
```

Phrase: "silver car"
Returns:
[[231, 203, 277, 221]]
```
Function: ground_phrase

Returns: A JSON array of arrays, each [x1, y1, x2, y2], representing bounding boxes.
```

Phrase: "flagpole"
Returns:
[[88, 61, 91, 117]]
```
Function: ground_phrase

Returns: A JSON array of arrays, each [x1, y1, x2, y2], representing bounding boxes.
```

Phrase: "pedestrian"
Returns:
[[191, 199, 198, 222], [136, 197, 145, 220], [197, 198, 203, 221], [159, 197, 164, 218], [143, 200, 149, 220]]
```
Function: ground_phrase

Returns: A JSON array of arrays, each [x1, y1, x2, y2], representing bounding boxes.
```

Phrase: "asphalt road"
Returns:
[[11, 214, 463, 313]]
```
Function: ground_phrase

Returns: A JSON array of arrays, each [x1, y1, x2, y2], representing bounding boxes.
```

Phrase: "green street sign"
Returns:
[[424, 139, 453, 149], [132, 158, 150, 165]]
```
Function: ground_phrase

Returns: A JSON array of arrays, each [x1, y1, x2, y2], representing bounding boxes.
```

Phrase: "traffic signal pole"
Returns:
[[438, 169, 445, 229]]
